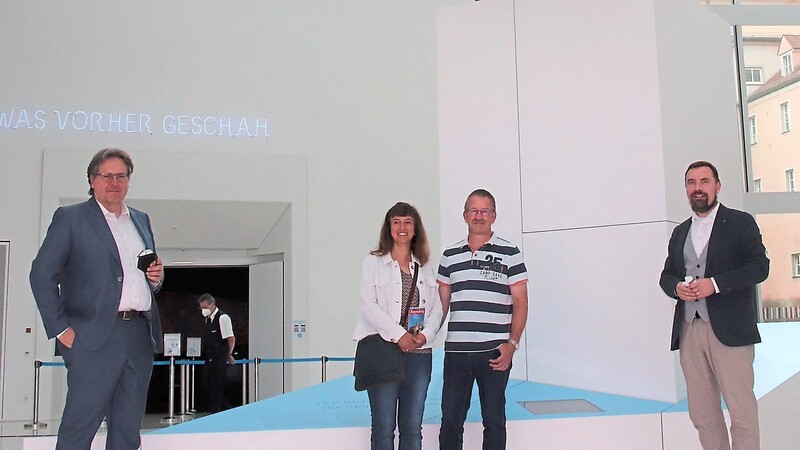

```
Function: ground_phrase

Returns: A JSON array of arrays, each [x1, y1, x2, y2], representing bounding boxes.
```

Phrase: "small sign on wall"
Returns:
[[293, 320, 307, 339]]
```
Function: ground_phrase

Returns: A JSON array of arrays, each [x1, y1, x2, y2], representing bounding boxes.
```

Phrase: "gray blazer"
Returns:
[[30, 199, 163, 353], [659, 204, 769, 351]]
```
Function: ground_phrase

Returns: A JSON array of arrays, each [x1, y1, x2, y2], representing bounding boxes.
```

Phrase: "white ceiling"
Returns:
[[66, 198, 290, 251], [129, 199, 290, 250]]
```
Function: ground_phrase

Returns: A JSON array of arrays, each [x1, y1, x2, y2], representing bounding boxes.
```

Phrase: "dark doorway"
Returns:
[[146, 266, 249, 414]]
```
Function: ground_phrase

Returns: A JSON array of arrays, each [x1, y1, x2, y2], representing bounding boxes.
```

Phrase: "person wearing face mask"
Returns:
[[198, 293, 236, 413]]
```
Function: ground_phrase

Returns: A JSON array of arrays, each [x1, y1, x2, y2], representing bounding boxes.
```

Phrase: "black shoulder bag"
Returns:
[[353, 262, 419, 392]]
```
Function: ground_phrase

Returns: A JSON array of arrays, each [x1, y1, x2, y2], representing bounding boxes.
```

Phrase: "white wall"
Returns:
[[437, 0, 527, 376], [249, 258, 285, 399], [0, 1, 447, 420], [437, 0, 751, 402], [0, 0, 786, 422]]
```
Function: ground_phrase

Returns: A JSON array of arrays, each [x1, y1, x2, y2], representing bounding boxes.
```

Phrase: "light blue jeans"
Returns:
[[367, 352, 433, 450]]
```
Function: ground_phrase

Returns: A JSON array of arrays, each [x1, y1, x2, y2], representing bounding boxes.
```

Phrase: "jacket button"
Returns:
[[118, 277, 123, 282]]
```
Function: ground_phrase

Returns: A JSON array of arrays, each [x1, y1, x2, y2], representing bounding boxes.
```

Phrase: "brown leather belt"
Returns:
[[117, 310, 145, 320]]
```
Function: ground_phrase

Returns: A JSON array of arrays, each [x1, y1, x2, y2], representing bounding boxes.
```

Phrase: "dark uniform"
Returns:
[[202, 310, 231, 413]]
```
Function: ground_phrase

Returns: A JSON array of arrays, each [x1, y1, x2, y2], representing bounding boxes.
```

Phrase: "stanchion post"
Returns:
[[24, 360, 47, 430], [179, 361, 187, 419], [183, 362, 193, 417], [321, 355, 329, 382], [253, 357, 260, 402], [161, 356, 179, 424], [189, 361, 196, 413], [241, 360, 247, 405]]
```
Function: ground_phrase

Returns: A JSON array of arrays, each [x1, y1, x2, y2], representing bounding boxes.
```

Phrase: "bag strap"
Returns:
[[399, 262, 419, 327]]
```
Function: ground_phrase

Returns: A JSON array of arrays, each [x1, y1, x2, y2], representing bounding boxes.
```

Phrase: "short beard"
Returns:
[[690, 197, 717, 214]]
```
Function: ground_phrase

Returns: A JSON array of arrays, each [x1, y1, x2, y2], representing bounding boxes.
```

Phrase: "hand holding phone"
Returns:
[[137, 249, 158, 272]]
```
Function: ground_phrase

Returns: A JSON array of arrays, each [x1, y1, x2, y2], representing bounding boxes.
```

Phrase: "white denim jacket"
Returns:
[[353, 253, 442, 349]]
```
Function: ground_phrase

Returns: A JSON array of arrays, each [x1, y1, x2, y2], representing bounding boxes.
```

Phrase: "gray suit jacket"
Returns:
[[659, 204, 769, 351], [30, 199, 163, 353]]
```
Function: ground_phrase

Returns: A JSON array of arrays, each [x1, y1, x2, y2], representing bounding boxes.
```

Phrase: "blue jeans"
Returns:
[[439, 350, 511, 450], [367, 352, 433, 450]]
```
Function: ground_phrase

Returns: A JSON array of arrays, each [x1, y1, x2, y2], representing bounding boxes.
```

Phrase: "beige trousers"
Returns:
[[680, 318, 759, 450]]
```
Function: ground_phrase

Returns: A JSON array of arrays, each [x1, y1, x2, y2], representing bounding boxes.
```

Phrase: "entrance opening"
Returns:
[[146, 266, 249, 414]]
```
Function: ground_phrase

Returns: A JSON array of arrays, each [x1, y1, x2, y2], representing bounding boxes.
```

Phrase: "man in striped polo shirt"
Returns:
[[438, 189, 529, 450]]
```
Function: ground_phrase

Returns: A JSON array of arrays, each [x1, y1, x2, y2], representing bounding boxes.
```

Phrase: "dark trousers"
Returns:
[[203, 352, 228, 413], [57, 316, 153, 450], [439, 349, 511, 450]]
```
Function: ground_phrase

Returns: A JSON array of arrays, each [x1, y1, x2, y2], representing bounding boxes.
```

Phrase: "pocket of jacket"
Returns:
[[418, 276, 438, 308]]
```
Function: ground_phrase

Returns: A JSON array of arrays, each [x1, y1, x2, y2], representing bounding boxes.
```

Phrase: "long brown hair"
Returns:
[[370, 202, 430, 265]]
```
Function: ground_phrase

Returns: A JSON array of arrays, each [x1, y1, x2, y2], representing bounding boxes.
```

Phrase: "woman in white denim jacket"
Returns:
[[353, 202, 442, 450]]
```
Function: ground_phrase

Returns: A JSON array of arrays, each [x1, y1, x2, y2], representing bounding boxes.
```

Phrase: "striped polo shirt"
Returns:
[[437, 233, 528, 352]]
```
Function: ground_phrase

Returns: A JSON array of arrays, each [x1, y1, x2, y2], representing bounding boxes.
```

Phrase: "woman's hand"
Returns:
[[412, 333, 426, 349], [397, 332, 417, 353]]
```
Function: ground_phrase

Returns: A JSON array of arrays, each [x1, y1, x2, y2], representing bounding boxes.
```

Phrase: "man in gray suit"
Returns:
[[30, 148, 164, 450], [660, 161, 769, 450]]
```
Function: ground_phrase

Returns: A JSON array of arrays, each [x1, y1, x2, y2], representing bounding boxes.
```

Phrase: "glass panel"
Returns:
[[519, 399, 603, 415], [743, 26, 800, 192], [755, 213, 800, 322]]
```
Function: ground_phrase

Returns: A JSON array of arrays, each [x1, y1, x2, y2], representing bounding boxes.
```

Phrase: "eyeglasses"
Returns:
[[466, 208, 494, 217], [95, 172, 130, 183]]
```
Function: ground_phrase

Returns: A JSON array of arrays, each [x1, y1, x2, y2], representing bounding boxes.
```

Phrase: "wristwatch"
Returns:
[[507, 338, 520, 350]]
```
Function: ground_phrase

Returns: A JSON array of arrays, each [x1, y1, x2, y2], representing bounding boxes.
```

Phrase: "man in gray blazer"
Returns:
[[30, 148, 164, 450], [659, 161, 769, 450]]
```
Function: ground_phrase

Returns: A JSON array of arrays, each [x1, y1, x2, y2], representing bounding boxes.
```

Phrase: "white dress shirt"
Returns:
[[97, 200, 153, 312], [690, 201, 721, 294]]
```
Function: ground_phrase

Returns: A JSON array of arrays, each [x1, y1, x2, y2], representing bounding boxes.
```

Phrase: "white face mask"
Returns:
[[201, 308, 212, 317]]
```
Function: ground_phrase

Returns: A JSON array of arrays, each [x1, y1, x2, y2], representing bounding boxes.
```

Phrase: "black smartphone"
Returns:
[[137, 249, 158, 272]]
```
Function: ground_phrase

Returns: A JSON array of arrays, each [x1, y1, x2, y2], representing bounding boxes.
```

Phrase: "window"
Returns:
[[745, 67, 763, 84], [781, 102, 791, 133], [740, 24, 800, 323], [786, 168, 795, 192], [782, 52, 793, 76]]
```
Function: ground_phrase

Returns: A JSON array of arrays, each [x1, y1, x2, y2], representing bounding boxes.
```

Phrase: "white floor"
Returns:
[[14, 323, 800, 450]]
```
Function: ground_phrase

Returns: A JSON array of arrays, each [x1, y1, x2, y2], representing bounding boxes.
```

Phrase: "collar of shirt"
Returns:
[[462, 232, 498, 252], [209, 307, 220, 321], [691, 201, 720, 227], [95, 198, 130, 220], [379, 252, 421, 269]]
